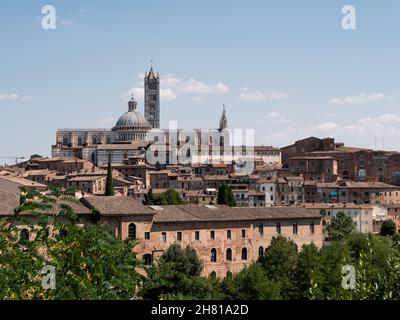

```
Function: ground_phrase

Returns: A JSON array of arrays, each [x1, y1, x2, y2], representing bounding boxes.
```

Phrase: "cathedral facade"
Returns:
[[52, 67, 229, 167]]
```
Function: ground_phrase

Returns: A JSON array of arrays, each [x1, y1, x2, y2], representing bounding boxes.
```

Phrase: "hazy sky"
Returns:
[[1, 0, 399, 163]]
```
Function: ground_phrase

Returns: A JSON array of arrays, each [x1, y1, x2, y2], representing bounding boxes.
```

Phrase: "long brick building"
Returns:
[[0, 192, 322, 278]]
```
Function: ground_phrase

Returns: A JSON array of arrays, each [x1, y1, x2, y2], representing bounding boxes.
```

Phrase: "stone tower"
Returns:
[[144, 66, 160, 128]]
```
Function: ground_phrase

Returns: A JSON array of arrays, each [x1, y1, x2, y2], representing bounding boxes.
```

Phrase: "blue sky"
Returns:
[[1, 0, 400, 163]]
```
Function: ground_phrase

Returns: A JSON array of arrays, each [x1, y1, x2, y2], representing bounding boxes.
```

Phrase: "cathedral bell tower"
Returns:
[[144, 65, 160, 129]]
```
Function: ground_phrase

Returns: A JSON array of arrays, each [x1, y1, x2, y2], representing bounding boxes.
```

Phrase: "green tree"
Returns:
[[161, 243, 203, 277], [105, 161, 115, 196], [143, 188, 156, 205], [141, 244, 211, 300], [222, 263, 281, 300], [259, 235, 298, 298], [217, 183, 236, 207], [380, 220, 397, 237], [309, 240, 351, 299], [0, 187, 142, 300], [156, 189, 184, 205], [293, 243, 320, 299], [327, 211, 357, 241]]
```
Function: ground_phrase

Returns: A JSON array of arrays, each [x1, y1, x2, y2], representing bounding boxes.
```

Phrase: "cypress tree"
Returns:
[[217, 183, 236, 207], [105, 161, 115, 196]]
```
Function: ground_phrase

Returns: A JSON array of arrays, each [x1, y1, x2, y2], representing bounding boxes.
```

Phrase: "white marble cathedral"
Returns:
[[52, 66, 230, 166]]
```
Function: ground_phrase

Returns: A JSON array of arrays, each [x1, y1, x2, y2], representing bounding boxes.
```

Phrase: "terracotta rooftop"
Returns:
[[316, 180, 400, 189], [0, 176, 47, 188], [152, 205, 322, 223], [67, 176, 105, 182], [81, 196, 154, 215], [0, 191, 19, 215], [253, 146, 280, 152]]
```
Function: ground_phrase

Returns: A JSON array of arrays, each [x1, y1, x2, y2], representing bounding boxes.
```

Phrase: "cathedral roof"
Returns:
[[114, 97, 151, 130], [115, 110, 150, 130]]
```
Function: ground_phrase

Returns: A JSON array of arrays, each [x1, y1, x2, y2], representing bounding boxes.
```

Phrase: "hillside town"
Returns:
[[1, 67, 400, 279]]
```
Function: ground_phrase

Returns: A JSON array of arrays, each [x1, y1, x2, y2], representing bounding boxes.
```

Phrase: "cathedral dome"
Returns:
[[115, 110, 150, 129], [114, 97, 151, 130]]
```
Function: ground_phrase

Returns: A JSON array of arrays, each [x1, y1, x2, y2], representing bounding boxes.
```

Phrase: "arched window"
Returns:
[[241, 248, 248, 260], [226, 271, 233, 280], [143, 254, 152, 266], [258, 246, 264, 258], [20, 229, 29, 241], [210, 271, 217, 279], [211, 248, 217, 262], [226, 248, 232, 261], [128, 223, 137, 240], [59, 229, 68, 239]]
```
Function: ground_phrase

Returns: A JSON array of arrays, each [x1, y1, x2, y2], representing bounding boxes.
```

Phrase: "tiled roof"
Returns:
[[152, 205, 321, 223], [0, 191, 19, 215], [81, 196, 154, 215], [254, 146, 280, 152], [316, 180, 399, 189], [67, 176, 105, 182], [0, 176, 47, 188]]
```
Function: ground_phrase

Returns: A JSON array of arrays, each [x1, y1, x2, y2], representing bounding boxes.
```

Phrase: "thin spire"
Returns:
[[219, 104, 228, 131], [146, 61, 157, 80]]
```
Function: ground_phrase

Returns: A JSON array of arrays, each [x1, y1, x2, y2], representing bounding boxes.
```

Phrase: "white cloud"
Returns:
[[267, 113, 400, 150], [124, 86, 177, 102], [329, 93, 392, 105], [0, 93, 33, 101], [179, 79, 228, 94], [240, 87, 287, 101], [0, 93, 19, 101], [160, 88, 178, 100], [124, 72, 228, 102], [258, 112, 290, 124]]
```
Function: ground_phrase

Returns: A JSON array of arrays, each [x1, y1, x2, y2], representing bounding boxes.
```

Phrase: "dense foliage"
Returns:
[[140, 231, 400, 300], [0, 188, 141, 300], [217, 183, 236, 207], [327, 211, 357, 241], [143, 188, 184, 205], [380, 219, 397, 237], [1, 188, 400, 300]]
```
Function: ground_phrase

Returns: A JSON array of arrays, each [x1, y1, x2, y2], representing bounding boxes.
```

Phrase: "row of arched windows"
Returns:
[[18, 228, 68, 241], [211, 247, 262, 262], [211, 246, 265, 262]]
